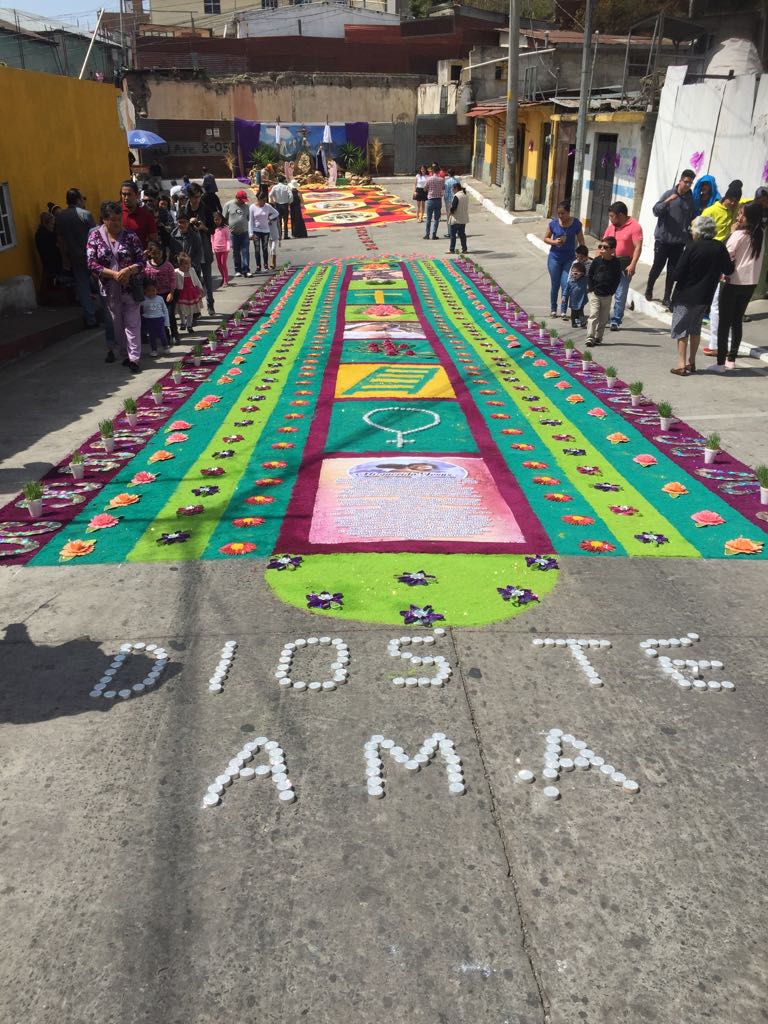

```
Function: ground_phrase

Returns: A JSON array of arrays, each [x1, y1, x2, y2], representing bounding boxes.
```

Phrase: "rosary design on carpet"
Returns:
[[1, 257, 765, 626]]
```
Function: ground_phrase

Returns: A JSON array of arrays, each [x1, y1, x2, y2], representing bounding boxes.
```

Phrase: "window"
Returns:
[[0, 183, 16, 252], [494, 65, 503, 80], [203, 0, 221, 13], [450, 64, 462, 82]]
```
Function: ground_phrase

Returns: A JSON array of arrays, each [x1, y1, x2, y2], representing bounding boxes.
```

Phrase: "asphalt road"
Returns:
[[1, 183, 766, 1024]]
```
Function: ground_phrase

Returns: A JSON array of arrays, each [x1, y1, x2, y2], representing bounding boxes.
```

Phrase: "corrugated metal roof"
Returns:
[[0, 6, 118, 42]]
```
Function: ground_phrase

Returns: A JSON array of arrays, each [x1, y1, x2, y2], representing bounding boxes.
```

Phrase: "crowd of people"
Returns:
[[413, 164, 470, 253], [542, 170, 767, 376], [36, 167, 309, 374]]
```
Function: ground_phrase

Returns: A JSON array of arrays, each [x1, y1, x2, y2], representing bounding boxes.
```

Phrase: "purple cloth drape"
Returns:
[[345, 122, 369, 153], [234, 118, 261, 174]]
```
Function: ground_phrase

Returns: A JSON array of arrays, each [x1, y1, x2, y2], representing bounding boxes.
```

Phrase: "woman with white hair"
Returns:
[[667, 215, 733, 376]]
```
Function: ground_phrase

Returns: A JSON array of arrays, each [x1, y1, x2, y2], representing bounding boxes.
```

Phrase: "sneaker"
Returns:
[[129, 361, 140, 374], [234, 271, 242, 278], [550, 310, 558, 318], [150, 349, 159, 358], [662, 298, 672, 311], [586, 338, 596, 347], [561, 313, 570, 321], [725, 359, 736, 369], [461, 249, 468, 254], [207, 307, 215, 316], [706, 363, 726, 373], [446, 250, 456, 254], [105, 350, 115, 363], [610, 322, 619, 332], [644, 290, 653, 301], [702, 347, 717, 356]]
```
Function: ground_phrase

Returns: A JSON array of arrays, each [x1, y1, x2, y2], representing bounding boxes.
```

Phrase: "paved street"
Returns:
[[1, 183, 767, 1024]]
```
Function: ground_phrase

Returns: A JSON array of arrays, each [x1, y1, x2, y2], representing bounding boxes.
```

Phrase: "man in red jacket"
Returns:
[[121, 180, 157, 246]]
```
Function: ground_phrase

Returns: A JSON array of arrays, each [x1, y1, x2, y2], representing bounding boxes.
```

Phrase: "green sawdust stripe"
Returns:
[[264, 553, 559, 626], [412, 259, 698, 558], [422, 258, 762, 558], [126, 266, 332, 563], [203, 265, 345, 558]]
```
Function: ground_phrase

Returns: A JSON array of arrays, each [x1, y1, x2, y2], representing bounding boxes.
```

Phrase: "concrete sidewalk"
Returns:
[[466, 176, 768, 363]]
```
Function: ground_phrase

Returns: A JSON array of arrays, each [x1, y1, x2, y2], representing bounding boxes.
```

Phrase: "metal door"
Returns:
[[394, 120, 416, 176], [550, 121, 576, 213], [588, 133, 618, 238], [473, 119, 486, 179], [494, 126, 505, 186]]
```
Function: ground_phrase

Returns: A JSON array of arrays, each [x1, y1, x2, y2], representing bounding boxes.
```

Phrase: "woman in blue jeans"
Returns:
[[543, 201, 585, 316]]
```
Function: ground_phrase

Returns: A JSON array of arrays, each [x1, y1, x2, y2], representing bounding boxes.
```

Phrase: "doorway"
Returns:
[[550, 121, 576, 213], [588, 133, 618, 238], [537, 122, 551, 206]]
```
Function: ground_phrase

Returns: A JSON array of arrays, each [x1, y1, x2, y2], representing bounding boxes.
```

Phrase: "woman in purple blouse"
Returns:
[[87, 200, 145, 372]]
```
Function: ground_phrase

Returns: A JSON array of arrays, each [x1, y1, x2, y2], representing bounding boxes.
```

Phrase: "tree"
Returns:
[[576, 0, 686, 33]]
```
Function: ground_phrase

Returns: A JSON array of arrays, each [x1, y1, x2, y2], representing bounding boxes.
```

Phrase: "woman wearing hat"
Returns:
[[222, 189, 252, 277]]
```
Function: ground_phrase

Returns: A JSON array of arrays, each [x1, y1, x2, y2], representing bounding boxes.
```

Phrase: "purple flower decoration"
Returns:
[[525, 555, 559, 571], [201, 467, 225, 477], [234, 420, 254, 427], [634, 531, 669, 546], [212, 450, 235, 459], [177, 504, 204, 516], [246, 395, 267, 402], [399, 604, 445, 627], [522, 395, 540, 402], [530, 405, 548, 412], [222, 435, 245, 443], [396, 569, 437, 586], [267, 554, 303, 571], [306, 591, 344, 610], [593, 482, 621, 492], [610, 504, 639, 516], [497, 585, 539, 606], [192, 485, 220, 497], [157, 530, 190, 545], [540, 419, 561, 427], [552, 433, 575, 442], [577, 465, 602, 476], [563, 448, 587, 456]]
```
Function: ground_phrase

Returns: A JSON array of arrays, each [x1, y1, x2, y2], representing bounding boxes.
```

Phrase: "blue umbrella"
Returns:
[[127, 129, 166, 148]]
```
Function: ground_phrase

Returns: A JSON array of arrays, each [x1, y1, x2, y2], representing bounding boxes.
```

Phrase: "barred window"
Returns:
[[0, 183, 16, 251]]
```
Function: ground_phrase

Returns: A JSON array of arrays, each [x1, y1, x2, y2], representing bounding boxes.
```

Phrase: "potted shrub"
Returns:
[[657, 400, 673, 431], [756, 464, 768, 505], [23, 481, 44, 519], [550, 329, 560, 344], [123, 397, 138, 428], [192, 343, 203, 368], [172, 360, 183, 385], [208, 331, 218, 352], [581, 350, 593, 373], [704, 432, 720, 465], [605, 365, 618, 389], [98, 418, 115, 453], [151, 383, 164, 407], [629, 381, 644, 408], [539, 319, 548, 340], [69, 451, 85, 481], [564, 339, 575, 359]]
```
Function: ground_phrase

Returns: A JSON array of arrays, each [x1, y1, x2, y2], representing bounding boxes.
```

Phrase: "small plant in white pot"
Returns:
[[23, 481, 44, 519], [539, 319, 548, 339], [98, 419, 115, 453], [657, 400, 673, 431], [564, 339, 575, 360], [550, 328, 560, 345], [172, 360, 183, 385], [581, 350, 593, 373], [208, 330, 219, 352], [192, 343, 203, 368], [605, 365, 618, 389], [756, 464, 768, 505], [123, 397, 138, 428], [629, 381, 644, 407], [151, 383, 164, 407], [704, 432, 720, 465], [69, 451, 85, 480]]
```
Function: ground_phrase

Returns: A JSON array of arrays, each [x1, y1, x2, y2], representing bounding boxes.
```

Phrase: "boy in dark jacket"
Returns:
[[586, 237, 622, 346]]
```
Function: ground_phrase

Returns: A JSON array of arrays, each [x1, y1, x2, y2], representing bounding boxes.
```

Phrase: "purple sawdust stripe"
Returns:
[[0, 271, 301, 568]]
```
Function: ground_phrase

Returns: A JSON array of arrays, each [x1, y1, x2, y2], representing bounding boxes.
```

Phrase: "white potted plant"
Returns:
[[550, 328, 560, 345], [704, 432, 720, 465], [208, 330, 218, 352], [98, 419, 115, 453], [69, 451, 85, 480], [581, 350, 593, 373], [192, 343, 203, 368], [657, 400, 673, 432], [172, 360, 183, 385], [151, 383, 164, 407], [605, 365, 618, 389], [629, 381, 644, 407], [539, 319, 548, 340], [564, 339, 575, 360], [23, 481, 44, 519], [123, 397, 138, 428], [756, 464, 768, 505]]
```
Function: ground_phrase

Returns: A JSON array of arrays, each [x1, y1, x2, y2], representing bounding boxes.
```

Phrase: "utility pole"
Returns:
[[571, 0, 594, 219], [78, 8, 105, 78], [503, 0, 520, 212]]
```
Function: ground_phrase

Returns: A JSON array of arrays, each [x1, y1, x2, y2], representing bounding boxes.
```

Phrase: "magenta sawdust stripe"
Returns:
[[454, 263, 766, 532], [276, 258, 553, 555], [0, 272, 300, 568]]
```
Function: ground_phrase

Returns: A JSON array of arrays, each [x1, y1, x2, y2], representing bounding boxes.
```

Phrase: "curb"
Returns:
[[465, 183, 543, 226], [524, 233, 768, 364]]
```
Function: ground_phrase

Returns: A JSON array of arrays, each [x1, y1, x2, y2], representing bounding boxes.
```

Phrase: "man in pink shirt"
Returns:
[[603, 201, 643, 331], [424, 165, 445, 240]]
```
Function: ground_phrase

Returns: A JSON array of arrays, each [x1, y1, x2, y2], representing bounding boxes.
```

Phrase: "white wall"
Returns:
[[237, 2, 397, 39], [638, 65, 768, 263]]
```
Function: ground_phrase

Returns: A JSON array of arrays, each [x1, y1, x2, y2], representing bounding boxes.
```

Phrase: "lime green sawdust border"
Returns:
[[264, 553, 559, 626]]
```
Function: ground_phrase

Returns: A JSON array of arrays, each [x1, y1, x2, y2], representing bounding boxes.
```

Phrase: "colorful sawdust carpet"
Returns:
[[299, 185, 416, 229], [1, 257, 765, 626]]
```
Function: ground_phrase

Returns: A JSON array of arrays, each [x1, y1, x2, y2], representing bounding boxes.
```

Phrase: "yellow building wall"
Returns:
[[0, 67, 129, 285]]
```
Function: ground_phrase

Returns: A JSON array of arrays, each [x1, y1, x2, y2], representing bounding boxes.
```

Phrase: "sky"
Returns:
[[20, 0, 123, 28]]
